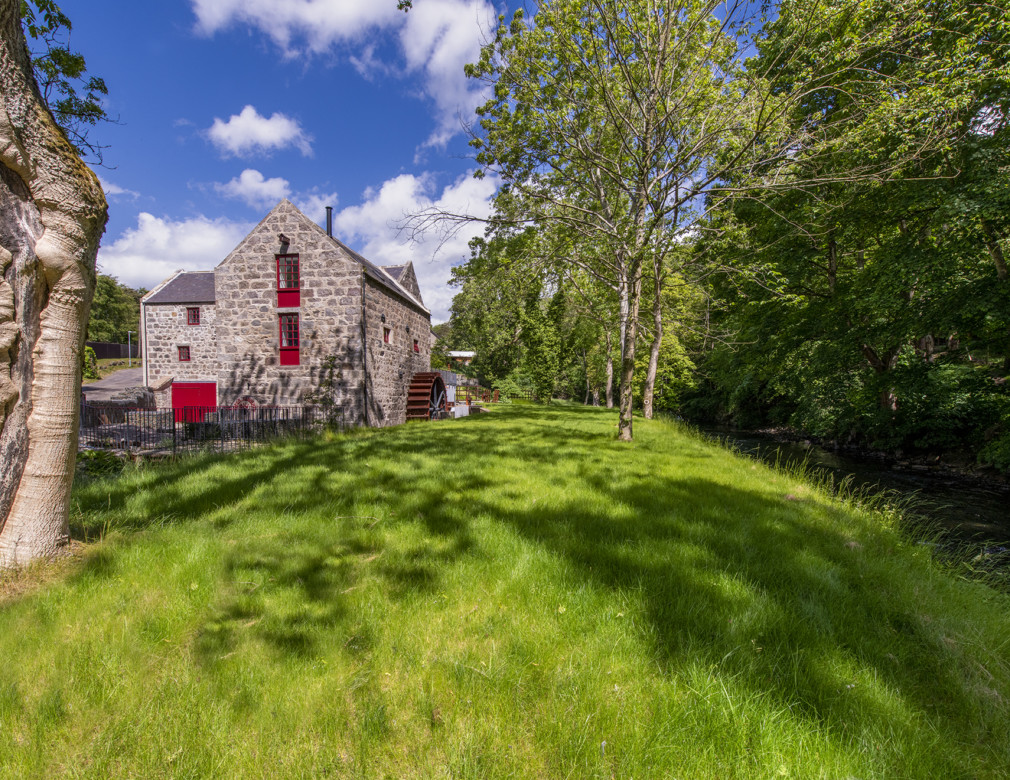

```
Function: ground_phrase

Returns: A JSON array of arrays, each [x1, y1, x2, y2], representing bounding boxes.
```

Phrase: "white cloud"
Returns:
[[207, 105, 314, 158], [212, 169, 336, 218], [215, 169, 292, 209], [333, 171, 496, 320], [97, 213, 253, 290], [191, 0, 400, 54], [398, 0, 495, 149], [190, 0, 494, 147], [294, 189, 340, 223], [98, 177, 139, 200]]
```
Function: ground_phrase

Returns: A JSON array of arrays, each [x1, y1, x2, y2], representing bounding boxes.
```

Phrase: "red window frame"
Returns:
[[178, 345, 191, 362], [276, 253, 300, 307], [187, 307, 200, 325], [413, 339, 420, 354], [383, 326, 391, 344], [279, 313, 300, 366]]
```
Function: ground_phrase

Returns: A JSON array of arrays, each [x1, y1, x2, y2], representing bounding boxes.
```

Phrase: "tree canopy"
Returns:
[[442, 0, 1010, 457]]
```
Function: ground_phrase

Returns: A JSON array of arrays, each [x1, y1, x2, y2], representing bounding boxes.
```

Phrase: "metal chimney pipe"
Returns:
[[325, 206, 333, 237]]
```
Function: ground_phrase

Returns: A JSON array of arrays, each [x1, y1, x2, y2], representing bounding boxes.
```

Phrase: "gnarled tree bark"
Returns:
[[0, 0, 107, 566]]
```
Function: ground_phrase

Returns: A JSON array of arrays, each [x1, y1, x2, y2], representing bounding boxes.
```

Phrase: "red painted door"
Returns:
[[172, 382, 217, 422]]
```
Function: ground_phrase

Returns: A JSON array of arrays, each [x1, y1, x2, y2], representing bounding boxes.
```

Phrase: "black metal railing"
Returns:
[[79, 403, 335, 456]]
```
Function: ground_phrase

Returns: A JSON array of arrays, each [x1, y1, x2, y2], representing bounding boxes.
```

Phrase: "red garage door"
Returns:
[[172, 382, 217, 422]]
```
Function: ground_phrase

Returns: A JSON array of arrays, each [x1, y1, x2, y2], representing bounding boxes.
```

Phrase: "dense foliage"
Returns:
[[86, 274, 144, 344], [684, 0, 1010, 465], [447, 0, 1010, 465]]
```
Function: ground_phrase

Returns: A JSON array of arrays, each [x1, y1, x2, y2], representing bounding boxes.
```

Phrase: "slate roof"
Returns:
[[144, 271, 216, 304], [382, 264, 406, 282], [327, 237, 428, 314]]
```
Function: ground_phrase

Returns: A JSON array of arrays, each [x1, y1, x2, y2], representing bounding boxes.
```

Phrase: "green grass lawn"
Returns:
[[95, 357, 142, 379], [1, 405, 1008, 778]]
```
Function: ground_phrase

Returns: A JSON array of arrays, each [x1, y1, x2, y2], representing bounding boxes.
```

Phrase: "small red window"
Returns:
[[277, 253, 300, 307], [187, 307, 200, 325], [279, 313, 299, 366], [178, 345, 191, 362], [413, 339, 420, 353], [383, 327, 391, 344]]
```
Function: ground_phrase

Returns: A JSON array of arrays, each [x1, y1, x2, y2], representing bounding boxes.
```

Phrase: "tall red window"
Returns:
[[276, 253, 300, 307], [279, 313, 300, 366], [383, 327, 391, 344], [178, 345, 191, 362], [413, 339, 420, 353], [187, 307, 200, 325]]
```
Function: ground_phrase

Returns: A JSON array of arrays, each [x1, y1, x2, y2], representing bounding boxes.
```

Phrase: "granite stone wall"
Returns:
[[213, 200, 366, 422], [143, 302, 218, 388], [363, 276, 431, 426]]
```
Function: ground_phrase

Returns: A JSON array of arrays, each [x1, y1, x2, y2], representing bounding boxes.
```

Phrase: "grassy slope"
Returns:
[[1, 405, 1008, 778]]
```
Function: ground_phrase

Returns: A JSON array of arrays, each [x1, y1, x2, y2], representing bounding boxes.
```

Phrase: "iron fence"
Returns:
[[79, 402, 332, 456]]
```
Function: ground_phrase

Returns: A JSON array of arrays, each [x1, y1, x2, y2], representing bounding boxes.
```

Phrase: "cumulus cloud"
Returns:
[[97, 213, 253, 290], [190, 0, 494, 148], [97, 170, 496, 318], [333, 171, 497, 320], [294, 189, 340, 223], [98, 177, 139, 200], [191, 0, 400, 54], [207, 105, 313, 158], [215, 169, 292, 209], [212, 169, 336, 218], [398, 0, 496, 149]]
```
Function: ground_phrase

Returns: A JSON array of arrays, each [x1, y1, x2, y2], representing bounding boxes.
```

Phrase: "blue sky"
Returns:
[[60, 0, 515, 321]]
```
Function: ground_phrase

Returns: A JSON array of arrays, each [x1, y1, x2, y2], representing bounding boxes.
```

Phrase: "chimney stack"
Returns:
[[325, 206, 333, 237]]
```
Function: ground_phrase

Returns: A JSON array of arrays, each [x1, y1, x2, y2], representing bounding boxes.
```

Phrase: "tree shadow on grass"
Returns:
[[463, 471, 997, 767], [66, 405, 1002, 763]]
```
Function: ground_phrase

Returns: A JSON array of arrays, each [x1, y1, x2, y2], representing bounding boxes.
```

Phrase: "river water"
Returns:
[[699, 427, 1010, 550]]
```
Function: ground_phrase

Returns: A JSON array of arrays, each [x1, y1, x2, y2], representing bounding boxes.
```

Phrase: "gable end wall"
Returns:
[[213, 201, 365, 422]]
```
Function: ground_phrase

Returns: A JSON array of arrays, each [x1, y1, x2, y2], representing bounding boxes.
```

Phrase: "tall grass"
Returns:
[[0, 405, 1007, 778]]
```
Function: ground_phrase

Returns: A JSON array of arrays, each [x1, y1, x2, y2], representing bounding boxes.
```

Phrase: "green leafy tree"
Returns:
[[455, 0, 980, 441], [87, 274, 143, 344], [21, 0, 111, 161]]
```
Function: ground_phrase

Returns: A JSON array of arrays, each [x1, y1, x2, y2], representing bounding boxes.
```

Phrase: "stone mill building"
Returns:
[[140, 199, 432, 427]]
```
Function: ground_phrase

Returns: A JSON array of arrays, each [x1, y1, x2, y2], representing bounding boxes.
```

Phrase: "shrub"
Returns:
[[82, 346, 99, 380]]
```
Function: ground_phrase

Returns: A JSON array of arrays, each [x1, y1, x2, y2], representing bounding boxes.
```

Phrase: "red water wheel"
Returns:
[[406, 372, 448, 421]]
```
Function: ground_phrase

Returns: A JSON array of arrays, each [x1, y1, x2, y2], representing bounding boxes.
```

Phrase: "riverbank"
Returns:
[[694, 422, 1010, 550], [713, 423, 1010, 485], [2, 406, 1008, 777]]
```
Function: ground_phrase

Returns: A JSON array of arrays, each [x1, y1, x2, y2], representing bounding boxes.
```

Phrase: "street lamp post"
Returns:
[[127, 331, 135, 368]]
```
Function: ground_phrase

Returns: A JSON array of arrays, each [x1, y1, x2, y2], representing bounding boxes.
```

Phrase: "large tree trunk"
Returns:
[[641, 258, 663, 420], [0, 1, 107, 566]]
